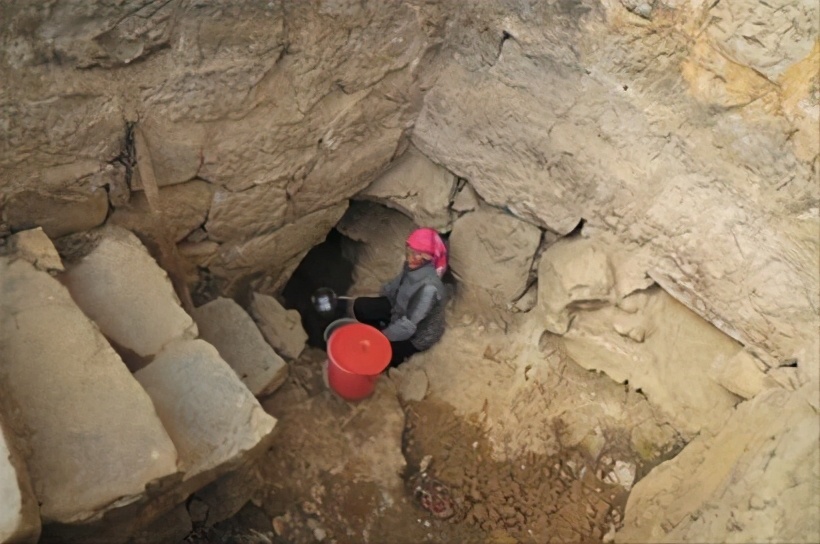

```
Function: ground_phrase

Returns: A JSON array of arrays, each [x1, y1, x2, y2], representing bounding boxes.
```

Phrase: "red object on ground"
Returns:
[[326, 323, 392, 401]]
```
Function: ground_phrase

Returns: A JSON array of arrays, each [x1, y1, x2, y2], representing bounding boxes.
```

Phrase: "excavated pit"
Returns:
[[177, 201, 687, 544], [1, 3, 817, 543]]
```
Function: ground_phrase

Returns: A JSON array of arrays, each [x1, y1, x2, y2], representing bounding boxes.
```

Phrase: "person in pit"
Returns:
[[351, 227, 449, 367]]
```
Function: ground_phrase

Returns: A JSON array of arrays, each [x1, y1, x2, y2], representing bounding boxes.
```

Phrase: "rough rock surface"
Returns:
[[192, 297, 288, 396], [617, 386, 820, 544], [560, 286, 742, 436], [449, 206, 541, 304], [537, 236, 616, 334], [336, 201, 417, 295], [64, 226, 198, 359], [135, 339, 277, 492], [3, 187, 109, 239], [709, 349, 780, 400], [7, 227, 64, 272], [0, 420, 40, 543], [212, 202, 349, 295], [358, 145, 455, 230], [412, 0, 820, 385], [0, 257, 179, 523], [250, 292, 308, 361], [110, 180, 214, 243]]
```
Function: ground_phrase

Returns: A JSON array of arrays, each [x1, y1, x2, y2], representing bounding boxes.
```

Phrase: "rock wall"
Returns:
[[1, 0, 438, 294], [1, 1, 818, 543]]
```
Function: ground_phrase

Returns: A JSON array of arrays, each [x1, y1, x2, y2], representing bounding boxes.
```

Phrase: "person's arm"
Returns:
[[380, 271, 402, 300], [381, 285, 439, 342]]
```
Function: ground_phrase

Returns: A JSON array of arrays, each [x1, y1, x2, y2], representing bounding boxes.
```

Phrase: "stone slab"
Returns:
[[5, 188, 109, 239], [64, 226, 198, 358], [617, 386, 820, 544], [8, 227, 64, 272], [193, 297, 288, 396], [0, 257, 179, 523], [359, 145, 455, 230], [250, 292, 308, 361], [134, 339, 277, 490]]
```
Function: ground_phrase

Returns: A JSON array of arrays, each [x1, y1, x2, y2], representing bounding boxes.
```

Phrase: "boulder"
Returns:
[[8, 227, 64, 272], [110, 180, 214, 243], [336, 201, 417, 295], [211, 202, 348, 295], [205, 184, 289, 243], [617, 386, 820, 544], [451, 182, 480, 214], [64, 226, 198, 359], [134, 339, 277, 492], [536, 237, 615, 334], [4, 187, 109, 239], [0, 257, 179, 523], [358, 145, 455, 230], [709, 350, 779, 400], [449, 206, 541, 304], [0, 421, 40, 543], [193, 297, 288, 396], [560, 286, 741, 435], [250, 292, 308, 361]]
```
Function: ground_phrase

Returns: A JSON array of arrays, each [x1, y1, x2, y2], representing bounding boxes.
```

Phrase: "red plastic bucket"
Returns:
[[326, 323, 391, 401]]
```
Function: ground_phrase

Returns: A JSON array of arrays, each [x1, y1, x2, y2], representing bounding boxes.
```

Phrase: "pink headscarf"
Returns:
[[406, 228, 448, 277]]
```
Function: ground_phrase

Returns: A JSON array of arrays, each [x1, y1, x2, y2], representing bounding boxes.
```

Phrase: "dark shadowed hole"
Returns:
[[281, 228, 356, 349]]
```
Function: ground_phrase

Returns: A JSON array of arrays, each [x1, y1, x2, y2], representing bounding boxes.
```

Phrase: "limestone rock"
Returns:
[[705, 0, 818, 79], [560, 287, 741, 435], [250, 292, 308, 361], [336, 201, 417, 295], [412, 4, 819, 387], [536, 237, 615, 334], [449, 207, 541, 303], [359, 145, 455, 230], [710, 350, 779, 400], [130, 116, 206, 189], [110, 180, 214, 243], [617, 386, 820, 544], [0, 420, 40, 543], [192, 297, 288, 396], [389, 366, 429, 402], [91, 163, 130, 208], [211, 203, 348, 295], [206, 184, 289, 243], [8, 227, 64, 272], [0, 257, 179, 523], [451, 182, 481, 214], [64, 226, 198, 359], [134, 339, 277, 491], [4, 188, 109, 239]]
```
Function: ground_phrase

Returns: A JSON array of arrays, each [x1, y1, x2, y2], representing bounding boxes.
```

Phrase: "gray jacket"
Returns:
[[380, 262, 447, 350]]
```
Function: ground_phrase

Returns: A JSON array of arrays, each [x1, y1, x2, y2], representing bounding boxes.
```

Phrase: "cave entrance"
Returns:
[[280, 227, 357, 349]]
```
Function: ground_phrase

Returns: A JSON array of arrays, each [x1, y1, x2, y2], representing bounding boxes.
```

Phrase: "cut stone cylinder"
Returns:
[[135, 339, 277, 492], [0, 257, 180, 523], [64, 226, 198, 359]]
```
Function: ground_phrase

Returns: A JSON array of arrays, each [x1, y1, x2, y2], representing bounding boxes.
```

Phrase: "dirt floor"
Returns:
[[182, 291, 686, 544]]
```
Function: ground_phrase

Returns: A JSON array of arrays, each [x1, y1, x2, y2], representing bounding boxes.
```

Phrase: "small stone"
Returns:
[[314, 527, 327, 541], [634, 3, 652, 18]]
